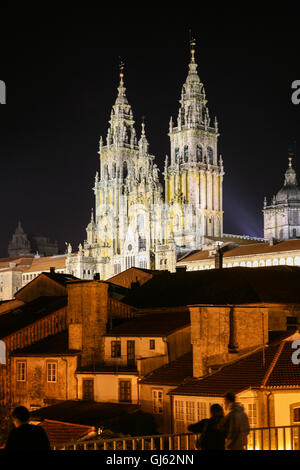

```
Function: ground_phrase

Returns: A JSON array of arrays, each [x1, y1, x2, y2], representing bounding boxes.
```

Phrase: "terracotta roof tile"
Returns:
[[0, 296, 67, 339], [169, 332, 300, 397], [11, 331, 78, 356], [38, 419, 94, 447], [140, 352, 193, 385], [179, 240, 300, 263]]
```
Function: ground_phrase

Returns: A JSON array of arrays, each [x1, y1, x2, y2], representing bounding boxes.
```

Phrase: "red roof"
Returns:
[[179, 239, 300, 263], [140, 352, 193, 385], [38, 419, 94, 448], [169, 331, 300, 397]]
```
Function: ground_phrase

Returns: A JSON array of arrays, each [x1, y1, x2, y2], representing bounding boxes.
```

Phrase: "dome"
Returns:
[[275, 159, 300, 203]]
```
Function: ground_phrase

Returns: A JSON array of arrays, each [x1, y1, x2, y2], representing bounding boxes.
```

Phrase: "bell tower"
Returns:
[[164, 40, 224, 248]]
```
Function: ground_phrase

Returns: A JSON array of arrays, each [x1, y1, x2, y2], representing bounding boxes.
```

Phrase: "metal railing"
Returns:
[[53, 425, 300, 450]]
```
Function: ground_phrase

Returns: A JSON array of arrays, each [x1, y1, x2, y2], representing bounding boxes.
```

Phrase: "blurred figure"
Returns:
[[188, 403, 226, 450], [223, 392, 250, 450], [5, 406, 51, 450]]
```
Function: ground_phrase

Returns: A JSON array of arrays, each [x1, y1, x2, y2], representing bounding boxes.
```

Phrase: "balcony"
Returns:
[[53, 425, 300, 450]]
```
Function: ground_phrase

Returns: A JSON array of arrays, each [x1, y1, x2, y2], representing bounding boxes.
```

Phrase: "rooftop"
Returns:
[[0, 296, 67, 340], [11, 331, 78, 356], [105, 310, 190, 337], [169, 331, 300, 397], [140, 352, 193, 386], [30, 401, 139, 428], [38, 419, 95, 448], [179, 239, 300, 263], [123, 266, 300, 308]]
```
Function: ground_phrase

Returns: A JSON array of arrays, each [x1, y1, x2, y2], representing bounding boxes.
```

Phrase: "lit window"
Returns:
[[153, 390, 163, 414], [248, 403, 257, 427], [150, 339, 155, 350], [186, 401, 195, 423], [197, 402, 208, 421], [16, 361, 26, 382], [280, 258, 285, 265], [47, 362, 57, 383], [175, 400, 184, 421]]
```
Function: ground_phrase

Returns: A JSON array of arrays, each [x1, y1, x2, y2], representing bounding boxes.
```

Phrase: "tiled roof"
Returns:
[[179, 239, 300, 263], [30, 401, 139, 427], [105, 310, 190, 337], [11, 331, 78, 356], [123, 266, 300, 308], [0, 256, 34, 270], [38, 419, 94, 447], [169, 332, 300, 397], [140, 352, 193, 385], [25, 256, 67, 273], [0, 296, 67, 340]]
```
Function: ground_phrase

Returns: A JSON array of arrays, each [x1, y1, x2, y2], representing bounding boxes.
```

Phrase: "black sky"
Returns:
[[0, 12, 299, 256]]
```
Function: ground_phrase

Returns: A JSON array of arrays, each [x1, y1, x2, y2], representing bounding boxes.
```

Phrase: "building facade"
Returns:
[[66, 43, 224, 281], [264, 158, 300, 241]]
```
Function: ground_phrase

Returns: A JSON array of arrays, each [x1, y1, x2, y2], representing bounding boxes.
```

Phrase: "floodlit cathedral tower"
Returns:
[[263, 156, 300, 240], [67, 42, 224, 280], [164, 39, 224, 251], [67, 63, 164, 279]]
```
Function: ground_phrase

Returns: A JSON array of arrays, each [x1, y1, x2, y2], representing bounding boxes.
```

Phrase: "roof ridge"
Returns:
[[261, 341, 285, 387]]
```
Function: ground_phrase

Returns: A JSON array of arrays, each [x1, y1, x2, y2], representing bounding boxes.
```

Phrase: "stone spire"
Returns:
[[176, 38, 211, 130], [138, 117, 149, 154], [106, 61, 137, 149]]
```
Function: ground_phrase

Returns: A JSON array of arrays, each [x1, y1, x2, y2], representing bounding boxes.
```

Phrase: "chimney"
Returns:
[[214, 247, 223, 269], [50, 267, 55, 274]]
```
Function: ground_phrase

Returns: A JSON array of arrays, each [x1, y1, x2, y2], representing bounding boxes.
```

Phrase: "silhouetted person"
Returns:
[[188, 403, 226, 450], [5, 406, 51, 450], [223, 392, 250, 450]]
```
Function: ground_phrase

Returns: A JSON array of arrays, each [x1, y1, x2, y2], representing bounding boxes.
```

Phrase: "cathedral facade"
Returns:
[[66, 44, 224, 280]]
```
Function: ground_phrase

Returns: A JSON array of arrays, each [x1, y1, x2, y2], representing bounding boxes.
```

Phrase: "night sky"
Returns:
[[0, 12, 299, 257]]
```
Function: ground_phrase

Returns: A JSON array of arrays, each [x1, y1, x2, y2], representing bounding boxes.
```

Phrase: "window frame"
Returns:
[[47, 361, 57, 383], [16, 360, 26, 382]]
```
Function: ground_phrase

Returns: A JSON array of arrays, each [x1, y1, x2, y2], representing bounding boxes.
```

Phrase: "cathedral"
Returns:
[[66, 42, 224, 280]]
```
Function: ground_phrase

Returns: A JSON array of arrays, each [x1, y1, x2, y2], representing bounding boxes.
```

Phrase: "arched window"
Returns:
[[0, 340, 6, 364], [273, 258, 279, 265], [196, 146, 202, 162], [184, 146, 189, 162], [207, 147, 213, 164], [295, 256, 300, 266], [175, 148, 179, 161], [123, 161, 128, 179]]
